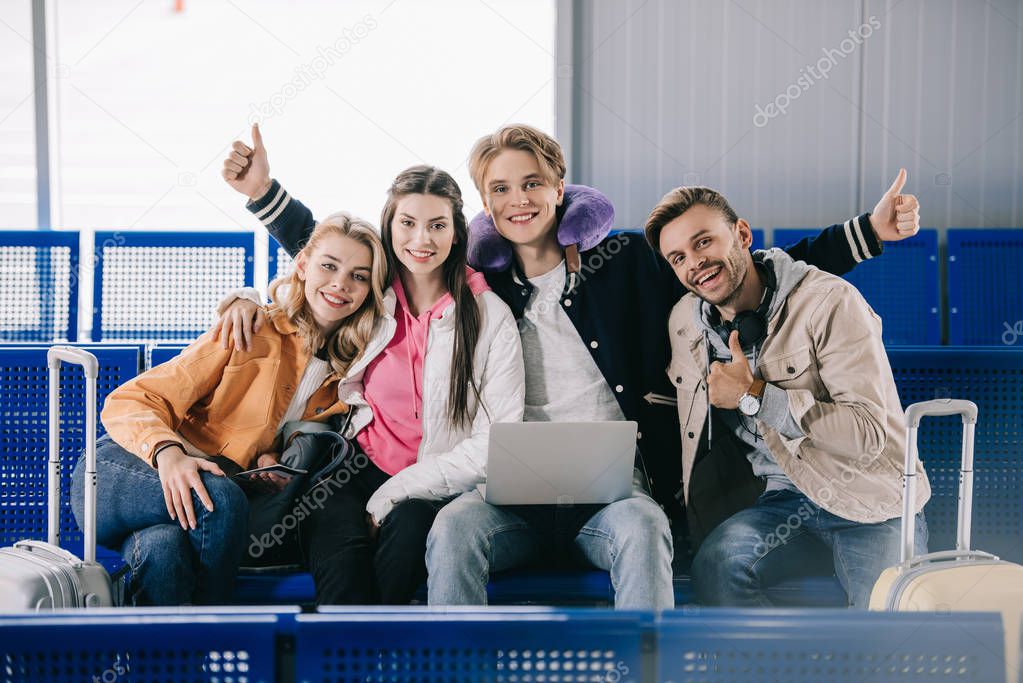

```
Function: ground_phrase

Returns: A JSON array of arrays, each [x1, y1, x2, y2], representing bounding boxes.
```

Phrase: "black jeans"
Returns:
[[299, 452, 446, 604]]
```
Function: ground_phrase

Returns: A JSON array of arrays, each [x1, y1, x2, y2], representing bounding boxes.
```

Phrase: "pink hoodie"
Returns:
[[356, 267, 490, 476]]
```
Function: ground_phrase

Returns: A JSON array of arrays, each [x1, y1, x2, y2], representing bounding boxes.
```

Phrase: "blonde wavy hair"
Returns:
[[268, 211, 388, 376]]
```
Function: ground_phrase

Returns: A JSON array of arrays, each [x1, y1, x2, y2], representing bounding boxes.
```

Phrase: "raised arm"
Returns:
[[781, 169, 920, 277], [222, 123, 316, 255], [218, 124, 318, 348]]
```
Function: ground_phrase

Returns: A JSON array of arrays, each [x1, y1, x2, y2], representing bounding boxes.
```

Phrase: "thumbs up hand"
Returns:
[[869, 168, 920, 242], [222, 123, 272, 201], [708, 331, 755, 409]]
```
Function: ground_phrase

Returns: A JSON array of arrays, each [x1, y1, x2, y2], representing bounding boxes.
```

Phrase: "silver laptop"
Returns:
[[483, 421, 638, 505]]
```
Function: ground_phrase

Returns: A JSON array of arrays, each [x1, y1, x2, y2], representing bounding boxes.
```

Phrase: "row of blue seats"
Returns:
[[1, 228, 1021, 345], [1, 230, 259, 344], [1, 343, 1021, 608], [0, 606, 1013, 683]]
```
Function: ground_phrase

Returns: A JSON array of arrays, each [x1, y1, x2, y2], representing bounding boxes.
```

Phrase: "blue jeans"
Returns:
[[691, 489, 928, 608], [71, 435, 249, 605], [425, 489, 674, 609]]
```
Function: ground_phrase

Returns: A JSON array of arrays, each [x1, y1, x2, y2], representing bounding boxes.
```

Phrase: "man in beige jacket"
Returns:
[[645, 186, 930, 608]]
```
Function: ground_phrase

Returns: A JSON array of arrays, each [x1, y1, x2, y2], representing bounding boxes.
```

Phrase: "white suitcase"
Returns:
[[0, 346, 115, 610], [870, 399, 1023, 683]]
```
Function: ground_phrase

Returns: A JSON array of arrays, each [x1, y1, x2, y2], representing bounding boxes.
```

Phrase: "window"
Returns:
[[0, 0, 36, 227], [49, 0, 556, 230]]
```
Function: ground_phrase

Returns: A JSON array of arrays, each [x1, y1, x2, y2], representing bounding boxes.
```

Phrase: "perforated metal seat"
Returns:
[[268, 235, 295, 284], [888, 346, 1023, 563], [657, 609, 1005, 682], [947, 228, 1023, 345], [774, 228, 941, 345], [0, 230, 79, 343], [0, 345, 141, 571], [297, 608, 647, 682], [0, 611, 279, 681], [92, 231, 254, 342]]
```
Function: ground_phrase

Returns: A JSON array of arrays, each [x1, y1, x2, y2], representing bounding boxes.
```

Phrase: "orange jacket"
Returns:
[[101, 307, 349, 468]]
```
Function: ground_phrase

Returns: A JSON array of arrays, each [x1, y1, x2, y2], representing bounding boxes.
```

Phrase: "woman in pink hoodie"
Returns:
[[220, 159, 524, 605]]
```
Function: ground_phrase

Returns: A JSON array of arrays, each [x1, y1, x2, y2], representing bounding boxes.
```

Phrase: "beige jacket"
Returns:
[[667, 256, 930, 524]]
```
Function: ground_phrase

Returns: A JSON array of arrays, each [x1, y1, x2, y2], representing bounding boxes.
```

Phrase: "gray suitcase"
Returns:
[[0, 346, 115, 610]]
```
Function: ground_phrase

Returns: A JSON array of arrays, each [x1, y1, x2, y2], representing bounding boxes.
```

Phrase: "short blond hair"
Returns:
[[468, 124, 566, 193]]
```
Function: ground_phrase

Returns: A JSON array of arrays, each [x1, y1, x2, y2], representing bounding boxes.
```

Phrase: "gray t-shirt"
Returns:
[[520, 261, 626, 424]]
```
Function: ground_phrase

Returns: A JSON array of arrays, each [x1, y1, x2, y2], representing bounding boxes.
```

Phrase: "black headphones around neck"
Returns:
[[709, 256, 777, 349]]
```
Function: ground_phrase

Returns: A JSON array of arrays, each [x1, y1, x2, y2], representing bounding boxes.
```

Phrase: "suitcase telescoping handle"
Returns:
[[47, 346, 99, 565], [900, 398, 979, 563]]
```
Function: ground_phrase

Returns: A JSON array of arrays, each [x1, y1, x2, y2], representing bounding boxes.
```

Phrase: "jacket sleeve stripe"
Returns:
[[261, 193, 292, 226], [852, 214, 873, 261], [254, 185, 286, 220], [842, 219, 865, 263]]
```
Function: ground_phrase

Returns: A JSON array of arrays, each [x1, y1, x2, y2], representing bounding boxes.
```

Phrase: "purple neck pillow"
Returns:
[[467, 184, 616, 273]]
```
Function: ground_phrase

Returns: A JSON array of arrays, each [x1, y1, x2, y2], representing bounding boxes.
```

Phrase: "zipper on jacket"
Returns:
[[704, 330, 713, 451]]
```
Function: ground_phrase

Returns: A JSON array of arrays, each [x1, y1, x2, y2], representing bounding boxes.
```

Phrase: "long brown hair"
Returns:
[[268, 211, 388, 376], [379, 165, 483, 428]]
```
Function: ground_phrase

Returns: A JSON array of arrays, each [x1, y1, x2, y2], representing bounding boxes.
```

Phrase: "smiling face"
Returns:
[[295, 233, 373, 335], [658, 203, 754, 308], [481, 149, 564, 249], [388, 193, 456, 278]]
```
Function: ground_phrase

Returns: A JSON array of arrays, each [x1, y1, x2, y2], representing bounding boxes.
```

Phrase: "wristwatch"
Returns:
[[738, 379, 767, 416]]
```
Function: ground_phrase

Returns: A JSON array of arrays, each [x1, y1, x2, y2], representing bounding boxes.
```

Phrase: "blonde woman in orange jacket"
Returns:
[[70, 212, 388, 605]]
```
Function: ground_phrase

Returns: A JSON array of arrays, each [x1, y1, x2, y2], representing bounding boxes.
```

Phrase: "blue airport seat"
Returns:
[[0, 345, 140, 572], [0, 611, 279, 682], [947, 228, 1023, 345], [92, 231, 254, 342], [268, 235, 295, 283], [674, 575, 849, 608], [236, 568, 844, 609], [232, 568, 616, 607], [147, 343, 188, 369], [763, 575, 847, 607], [234, 558, 844, 609], [0, 230, 79, 342], [657, 608, 1005, 682], [774, 228, 941, 345], [234, 569, 316, 605], [296, 608, 646, 683], [889, 346, 1023, 563], [487, 568, 613, 605]]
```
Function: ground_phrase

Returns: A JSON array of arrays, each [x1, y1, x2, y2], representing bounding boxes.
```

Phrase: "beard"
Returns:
[[693, 241, 750, 307]]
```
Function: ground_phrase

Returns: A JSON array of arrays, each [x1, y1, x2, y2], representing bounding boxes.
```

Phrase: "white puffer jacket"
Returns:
[[226, 283, 525, 521]]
